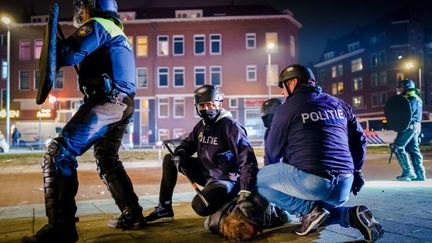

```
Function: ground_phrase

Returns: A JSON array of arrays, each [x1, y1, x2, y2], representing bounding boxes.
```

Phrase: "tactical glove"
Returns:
[[236, 190, 255, 218], [351, 170, 365, 196]]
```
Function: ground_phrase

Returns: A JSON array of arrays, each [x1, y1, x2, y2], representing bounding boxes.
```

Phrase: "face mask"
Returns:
[[261, 114, 273, 128], [199, 109, 220, 124]]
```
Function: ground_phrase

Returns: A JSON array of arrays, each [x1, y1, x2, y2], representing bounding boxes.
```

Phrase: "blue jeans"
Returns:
[[257, 163, 354, 227]]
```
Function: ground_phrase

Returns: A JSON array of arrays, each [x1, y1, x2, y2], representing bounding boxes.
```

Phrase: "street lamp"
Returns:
[[266, 42, 275, 98], [405, 61, 422, 91], [1, 16, 11, 147]]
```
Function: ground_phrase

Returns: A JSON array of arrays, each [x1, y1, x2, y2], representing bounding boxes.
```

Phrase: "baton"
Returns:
[[163, 141, 209, 207], [388, 150, 393, 164]]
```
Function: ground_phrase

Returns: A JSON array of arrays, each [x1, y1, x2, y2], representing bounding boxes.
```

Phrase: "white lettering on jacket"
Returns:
[[301, 109, 345, 123], [199, 135, 219, 145]]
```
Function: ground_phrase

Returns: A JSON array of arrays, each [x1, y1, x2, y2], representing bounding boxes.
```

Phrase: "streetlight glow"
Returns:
[[405, 62, 414, 69], [1, 16, 11, 25], [266, 42, 275, 51]]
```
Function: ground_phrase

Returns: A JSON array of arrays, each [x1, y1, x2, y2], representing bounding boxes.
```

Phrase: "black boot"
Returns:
[[107, 205, 146, 229], [22, 222, 78, 243]]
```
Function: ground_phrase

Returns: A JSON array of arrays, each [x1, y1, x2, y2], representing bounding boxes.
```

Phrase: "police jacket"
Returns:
[[57, 17, 136, 97], [404, 90, 423, 124], [176, 109, 258, 191], [265, 85, 367, 175]]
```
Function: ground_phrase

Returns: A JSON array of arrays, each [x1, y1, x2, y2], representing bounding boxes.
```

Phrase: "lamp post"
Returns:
[[266, 42, 275, 98], [405, 61, 422, 91], [1, 16, 11, 147]]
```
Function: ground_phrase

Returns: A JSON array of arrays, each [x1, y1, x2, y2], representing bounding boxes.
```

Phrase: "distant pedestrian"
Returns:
[[11, 127, 21, 147]]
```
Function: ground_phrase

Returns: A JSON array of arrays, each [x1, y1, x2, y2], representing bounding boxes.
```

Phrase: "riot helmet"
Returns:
[[194, 85, 224, 105], [260, 98, 282, 128], [278, 64, 315, 88], [194, 85, 224, 124], [73, 0, 122, 28], [397, 79, 415, 91]]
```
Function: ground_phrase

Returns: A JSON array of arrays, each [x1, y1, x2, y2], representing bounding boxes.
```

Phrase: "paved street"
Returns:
[[0, 152, 431, 242]]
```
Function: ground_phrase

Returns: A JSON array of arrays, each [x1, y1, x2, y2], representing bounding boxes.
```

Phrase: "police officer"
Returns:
[[257, 64, 384, 241], [144, 84, 259, 224], [260, 98, 283, 140], [23, 1, 144, 242], [392, 79, 426, 181], [260, 98, 283, 165]]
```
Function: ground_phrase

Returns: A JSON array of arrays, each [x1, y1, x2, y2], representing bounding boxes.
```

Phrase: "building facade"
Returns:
[[0, 5, 301, 146], [314, 8, 432, 122]]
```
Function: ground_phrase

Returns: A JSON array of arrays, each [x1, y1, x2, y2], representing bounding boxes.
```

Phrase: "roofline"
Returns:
[[314, 49, 365, 68], [13, 14, 302, 28]]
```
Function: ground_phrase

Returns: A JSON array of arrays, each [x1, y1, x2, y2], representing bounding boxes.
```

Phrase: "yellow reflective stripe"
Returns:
[[92, 17, 125, 38]]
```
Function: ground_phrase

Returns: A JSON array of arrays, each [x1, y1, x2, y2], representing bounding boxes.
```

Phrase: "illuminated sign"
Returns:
[[37, 109, 52, 118], [0, 109, 20, 118]]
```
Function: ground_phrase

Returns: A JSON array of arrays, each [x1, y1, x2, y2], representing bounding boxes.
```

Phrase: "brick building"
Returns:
[[314, 8, 432, 122], [0, 5, 301, 146]]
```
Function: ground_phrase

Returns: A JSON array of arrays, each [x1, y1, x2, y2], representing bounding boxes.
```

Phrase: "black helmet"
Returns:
[[194, 85, 223, 105], [397, 79, 415, 90], [73, 0, 121, 28], [278, 64, 315, 88], [260, 98, 282, 116]]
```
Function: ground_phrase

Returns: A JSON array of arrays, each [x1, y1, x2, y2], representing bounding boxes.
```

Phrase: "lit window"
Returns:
[[34, 39, 43, 59], [246, 33, 256, 49], [210, 34, 221, 55], [157, 35, 169, 56], [136, 67, 148, 88], [351, 58, 363, 72], [331, 66, 337, 78], [210, 66, 221, 86], [136, 36, 148, 57], [352, 96, 363, 108], [331, 81, 344, 95], [352, 77, 363, 91], [19, 40, 31, 60], [194, 35, 205, 55]]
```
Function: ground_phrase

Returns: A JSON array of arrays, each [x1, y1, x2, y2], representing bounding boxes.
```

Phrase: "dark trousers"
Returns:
[[159, 154, 239, 216]]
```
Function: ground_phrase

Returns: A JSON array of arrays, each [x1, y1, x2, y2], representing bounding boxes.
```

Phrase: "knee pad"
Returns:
[[192, 180, 235, 216], [42, 139, 78, 223]]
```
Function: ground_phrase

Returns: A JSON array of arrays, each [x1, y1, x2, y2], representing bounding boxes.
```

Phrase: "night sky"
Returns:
[[1, 0, 431, 64]]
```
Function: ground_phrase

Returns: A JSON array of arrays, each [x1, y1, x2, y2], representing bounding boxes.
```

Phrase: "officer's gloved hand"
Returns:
[[237, 190, 255, 218], [214, 151, 235, 165], [172, 148, 186, 172], [351, 171, 365, 196]]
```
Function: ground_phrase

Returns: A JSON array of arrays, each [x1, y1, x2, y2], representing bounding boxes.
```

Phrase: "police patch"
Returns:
[[78, 25, 93, 36]]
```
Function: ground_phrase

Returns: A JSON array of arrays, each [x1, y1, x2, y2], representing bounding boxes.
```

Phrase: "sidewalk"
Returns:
[[0, 180, 431, 242]]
